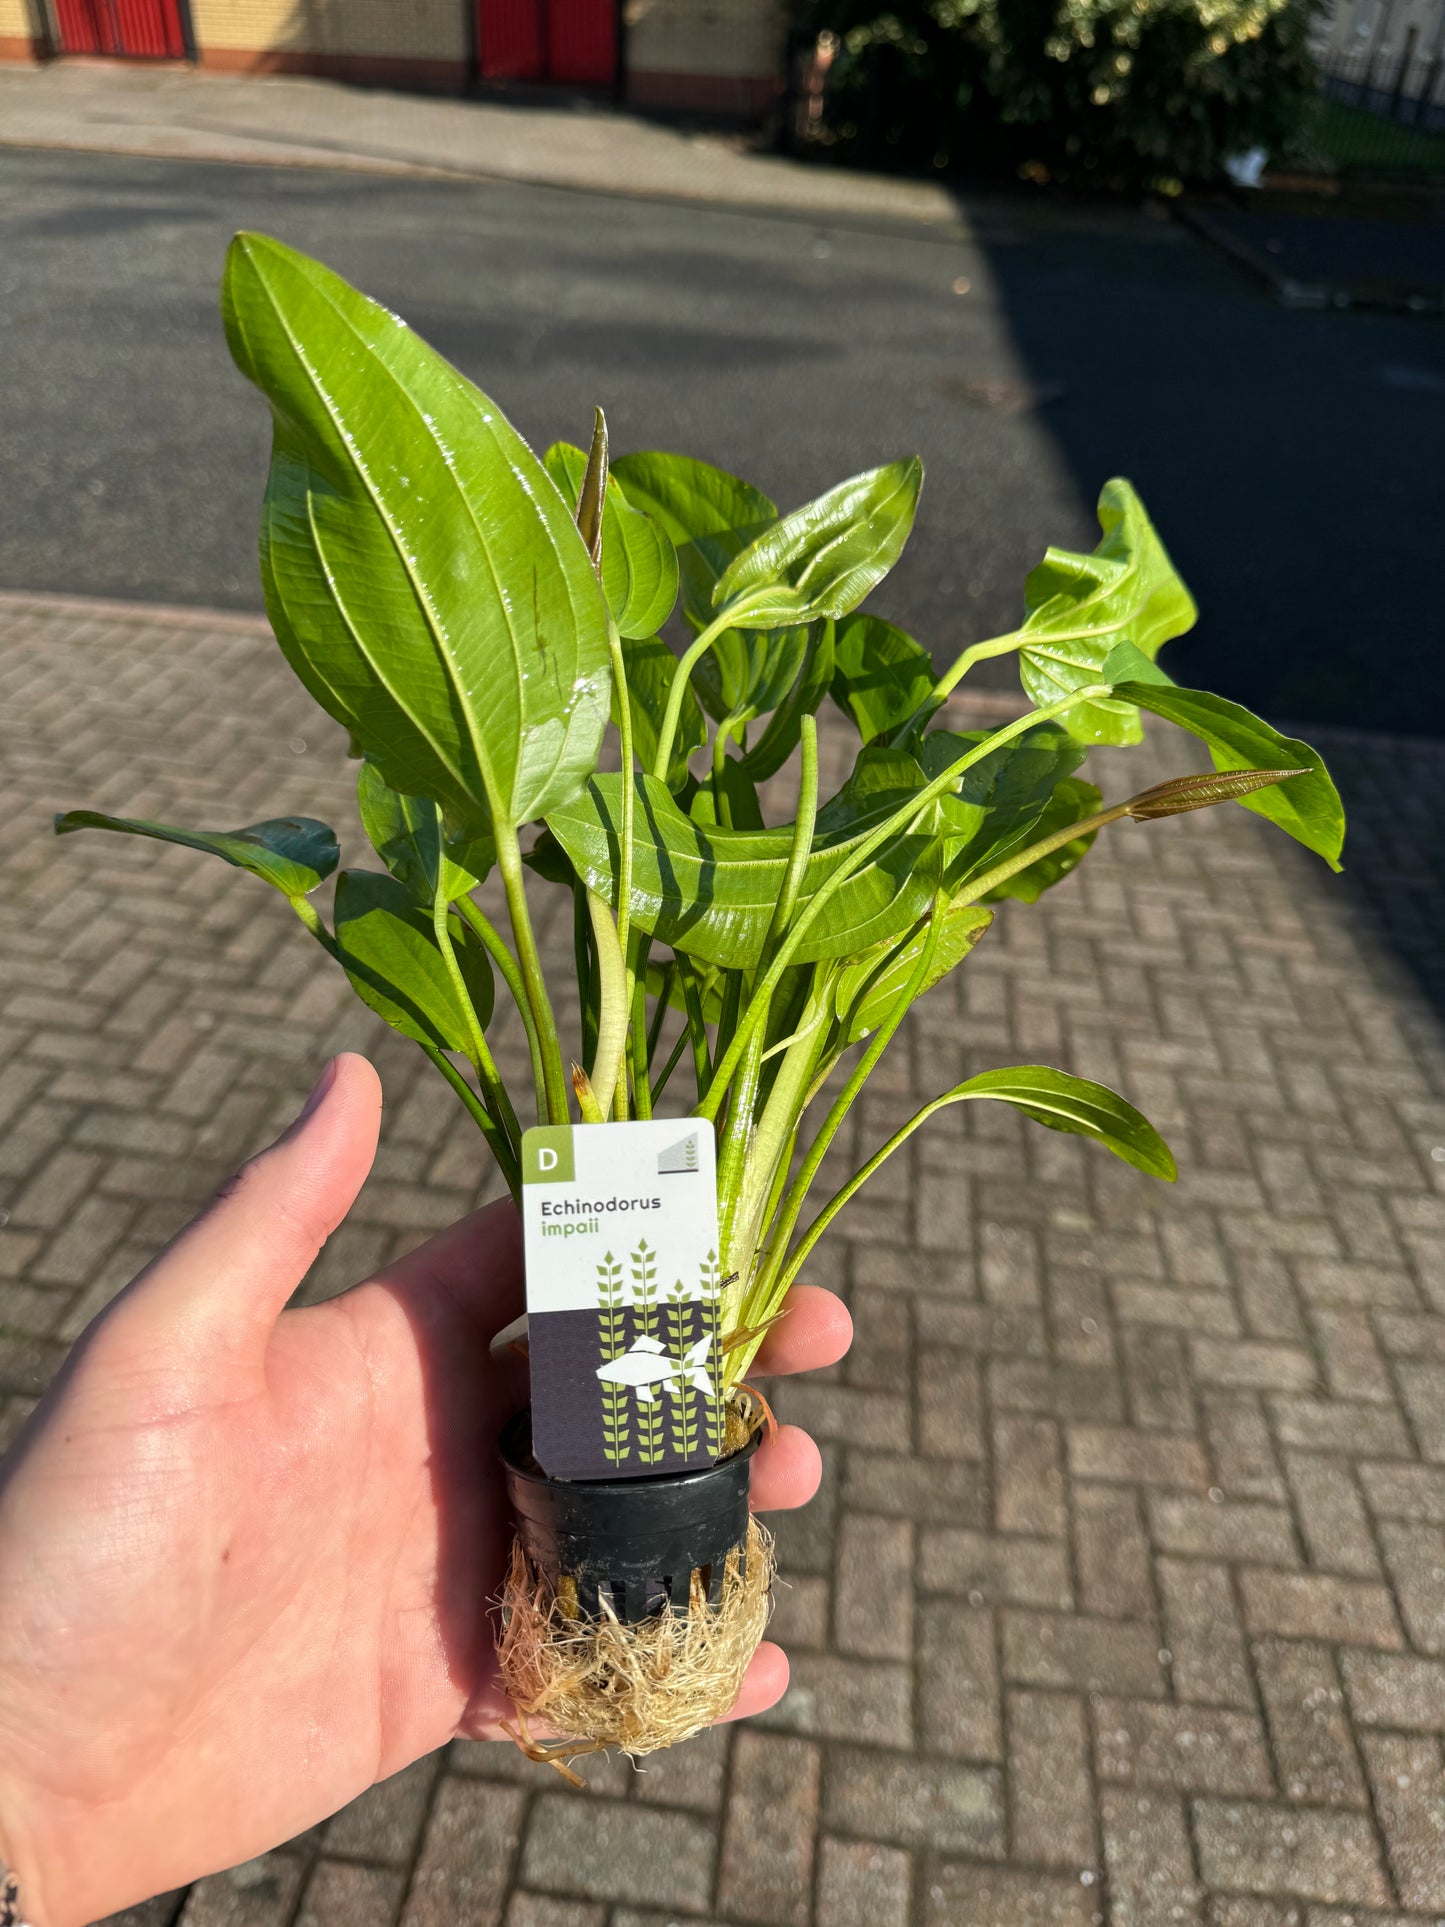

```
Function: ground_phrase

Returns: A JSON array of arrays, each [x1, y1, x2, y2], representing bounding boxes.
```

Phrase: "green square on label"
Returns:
[[522, 1125, 575, 1185]]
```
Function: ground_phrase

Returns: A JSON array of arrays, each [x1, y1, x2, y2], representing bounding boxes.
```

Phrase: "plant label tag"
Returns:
[[521, 1120, 725, 1482]]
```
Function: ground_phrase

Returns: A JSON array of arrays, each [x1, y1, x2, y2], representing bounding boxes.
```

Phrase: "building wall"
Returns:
[[0, 0, 45, 59], [190, 0, 468, 85], [625, 0, 786, 116]]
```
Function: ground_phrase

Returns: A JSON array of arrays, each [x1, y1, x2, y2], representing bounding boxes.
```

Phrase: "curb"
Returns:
[[1178, 201, 1445, 315]]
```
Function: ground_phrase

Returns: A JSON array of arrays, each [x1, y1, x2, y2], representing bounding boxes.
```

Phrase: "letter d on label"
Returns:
[[523, 1125, 575, 1186]]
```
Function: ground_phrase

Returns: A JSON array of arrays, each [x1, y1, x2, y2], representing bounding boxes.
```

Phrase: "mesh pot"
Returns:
[[500, 1408, 762, 1625]]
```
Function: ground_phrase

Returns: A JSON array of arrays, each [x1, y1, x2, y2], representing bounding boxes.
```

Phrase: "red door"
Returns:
[[53, 0, 186, 57], [477, 0, 616, 87]]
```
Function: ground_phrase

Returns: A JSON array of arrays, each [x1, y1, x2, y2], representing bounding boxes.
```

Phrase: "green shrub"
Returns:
[[797, 0, 1322, 187]]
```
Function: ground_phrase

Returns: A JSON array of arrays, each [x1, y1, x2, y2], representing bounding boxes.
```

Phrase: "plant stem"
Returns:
[[573, 880, 598, 1076], [763, 713, 818, 955], [455, 895, 548, 1127], [695, 685, 1111, 1124], [892, 628, 1022, 742], [418, 1038, 521, 1201], [651, 1023, 691, 1102], [432, 897, 521, 1161], [289, 895, 341, 959], [646, 962, 675, 1069], [954, 799, 1131, 902], [629, 956, 653, 1119], [652, 596, 770, 782], [587, 887, 629, 1119], [494, 822, 569, 1125], [677, 957, 713, 1100], [606, 619, 634, 965]]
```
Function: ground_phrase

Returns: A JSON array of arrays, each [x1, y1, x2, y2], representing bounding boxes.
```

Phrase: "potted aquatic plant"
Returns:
[[57, 235, 1344, 1762]]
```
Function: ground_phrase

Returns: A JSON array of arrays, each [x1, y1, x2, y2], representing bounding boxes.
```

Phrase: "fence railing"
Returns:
[[1312, 7, 1445, 175]]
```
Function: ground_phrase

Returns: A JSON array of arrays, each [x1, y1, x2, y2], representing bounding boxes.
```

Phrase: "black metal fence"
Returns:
[[1314, 4, 1445, 176]]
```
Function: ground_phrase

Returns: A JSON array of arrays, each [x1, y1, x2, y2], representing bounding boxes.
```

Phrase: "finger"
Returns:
[[102, 1054, 381, 1383], [752, 1284, 852, 1377], [749, 1422, 821, 1513], [719, 1641, 789, 1722]]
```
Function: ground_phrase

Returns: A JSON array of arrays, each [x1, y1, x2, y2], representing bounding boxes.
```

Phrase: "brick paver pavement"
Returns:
[[2, 590, 1444, 1927]]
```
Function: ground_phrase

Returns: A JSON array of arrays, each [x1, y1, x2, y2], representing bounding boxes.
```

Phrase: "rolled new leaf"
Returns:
[[545, 440, 679, 640], [1103, 642, 1345, 870], [54, 810, 338, 901], [221, 233, 611, 837]]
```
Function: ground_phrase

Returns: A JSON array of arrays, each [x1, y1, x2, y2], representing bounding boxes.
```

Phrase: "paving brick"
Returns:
[[1123, 1325, 1197, 1430], [1285, 1454, 1382, 1578], [923, 1863, 1099, 1927], [1254, 1640, 1367, 1808], [403, 1781, 525, 1927], [767, 1571, 829, 1650], [1009, 1689, 1095, 1869], [1158, 1558, 1255, 1710], [177, 1855, 305, 1926], [1100, 1788, 1201, 1927], [841, 1448, 988, 1524], [917, 1526, 1070, 1608], [834, 1514, 912, 1660], [814, 1837, 911, 1927], [1193, 1339, 1318, 1393], [1309, 1309, 1394, 1405], [1377, 1520, 1445, 1654], [1271, 1398, 1414, 1458], [1073, 1480, 1156, 1619], [1094, 1699, 1272, 1796], [506, 1899, 605, 1927], [822, 1746, 1004, 1853], [994, 1413, 1066, 1536], [1204, 1396, 1286, 1503], [917, 1346, 985, 1459], [522, 1795, 713, 1915], [1397, 1363, 1445, 1462], [1253, 1574, 1403, 1657], [1359, 1732, 1445, 1911], [1192, 1801, 1390, 1907], [776, 1380, 910, 1451], [1003, 1611, 1166, 1698], [917, 1598, 1002, 1760], [1068, 1423, 1211, 1489], [758, 1651, 912, 1746], [322, 1758, 439, 1864], [631, 1725, 729, 1811], [1148, 1494, 1299, 1565], [1360, 1462, 1445, 1526], [1343, 1651, 1445, 1732], [296, 1861, 406, 1927], [717, 1732, 817, 1926]]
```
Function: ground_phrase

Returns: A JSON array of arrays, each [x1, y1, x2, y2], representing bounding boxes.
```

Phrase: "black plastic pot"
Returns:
[[500, 1409, 762, 1625]]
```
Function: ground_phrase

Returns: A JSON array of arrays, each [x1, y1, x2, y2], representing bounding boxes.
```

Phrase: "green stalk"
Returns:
[[573, 881, 598, 1076], [716, 1004, 768, 1277], [677, 957, 714, 1100], [651, 1024, 691, 1102], [763, 714, 818, 956], [418, 1038, 521, 1201], [606, 618, 635, 966], [454, 895, 547, 1127], [629, 955, 653, 1119], [586, 888, 629, 1120], [289, 895, 341, 959], [646, 962, 675, 1069], [652, 595, 771, 782], [892, 628, 1023, 742], [695, 685, 1112, 1125], [494, 822, 569, 1125], [431, 897, 522, 1163], [954, 798, 1132, 903]]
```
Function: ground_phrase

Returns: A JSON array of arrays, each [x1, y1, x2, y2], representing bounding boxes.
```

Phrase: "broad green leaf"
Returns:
[[357, 763, 493, 906], [221, 233, 610, 836], [333, 869, 494, 1049], [547, 759, 943, 971], [831, 613, 937, 743], [544, 442, 679, 640], [916, 725, 1086, 878], [1104, 644, 1345, 871], [716, 458, 924, 626], [691, 611, 812, 728], [738, 620, 836, 782], [982, 777, 1102, 903], [950, 1065, 1176, 1178], [690, 757, 765, 833], [1018, 479, 1197, 747], [54, 810, 337, 900], [609, 452, 776, 545], [834, 902, 994, 1044], [614, 634, 706, 790]]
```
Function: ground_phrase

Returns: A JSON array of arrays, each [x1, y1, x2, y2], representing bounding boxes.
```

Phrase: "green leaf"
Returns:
[[834, 902, 994, 1044], [982, 777, 1103, 903], [54, 810, 338, 900], [916, 725, 1087, 878], [830, 613, 937, 743], [690, 757, 765, 833], [609, 451, 776, 545], [333, 870, 494, 1049], [356, 762, 493, 906], [715, 458, 924, 626], [738, 620, 836, 782], [221, 233, 610, 835], [1017, 479, 1197, 747], [1104, 644, 1345, 871], [614, 635, 706, 791], [547, 759, 943, 971], [544, 442, 679, 640], [690, 613, 812, 728], [950, 1065, 1176, 1179]]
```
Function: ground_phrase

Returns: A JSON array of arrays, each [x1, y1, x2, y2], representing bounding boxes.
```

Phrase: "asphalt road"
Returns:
[[2, 147, 1441, 733]]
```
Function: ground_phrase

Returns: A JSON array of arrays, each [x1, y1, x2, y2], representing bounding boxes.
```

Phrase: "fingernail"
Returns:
[[297, 1057, 339, 1126]]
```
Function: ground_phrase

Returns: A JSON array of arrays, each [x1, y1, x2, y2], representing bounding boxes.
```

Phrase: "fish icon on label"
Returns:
[[596, 1334, 715, 1403]]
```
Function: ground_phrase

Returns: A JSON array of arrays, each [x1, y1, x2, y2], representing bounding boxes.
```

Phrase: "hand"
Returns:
[[0, 1055, 851, 1927]]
